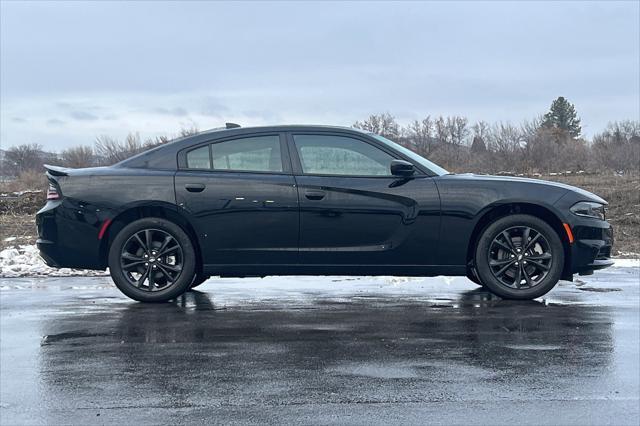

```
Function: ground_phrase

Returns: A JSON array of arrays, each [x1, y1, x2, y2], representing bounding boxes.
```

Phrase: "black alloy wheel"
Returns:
[[474, 214, 564, 300], [108, 218, 196, 302], [120, 228, 184, 291], [488, 226, 553, 289]]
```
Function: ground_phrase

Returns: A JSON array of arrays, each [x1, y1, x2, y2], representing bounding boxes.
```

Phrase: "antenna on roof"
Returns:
[[225, 122, 241, 129]]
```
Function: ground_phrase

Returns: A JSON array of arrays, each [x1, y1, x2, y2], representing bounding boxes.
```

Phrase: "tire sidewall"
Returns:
[[475, 214, 564, 299], [189, 272, 209, 289], [108, 218, 196, 302]]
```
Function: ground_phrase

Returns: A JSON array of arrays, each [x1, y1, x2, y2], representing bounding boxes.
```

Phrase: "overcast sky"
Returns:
[[1, 1, 638, 151]]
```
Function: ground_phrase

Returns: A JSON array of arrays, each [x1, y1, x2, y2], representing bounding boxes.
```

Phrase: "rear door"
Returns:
[[288, 132, 440, 266], [175, 133, 299, 265]]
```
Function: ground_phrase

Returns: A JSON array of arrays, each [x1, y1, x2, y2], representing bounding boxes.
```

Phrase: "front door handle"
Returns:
[[185, 183, 206, 193], [305, 190, 326, 200]]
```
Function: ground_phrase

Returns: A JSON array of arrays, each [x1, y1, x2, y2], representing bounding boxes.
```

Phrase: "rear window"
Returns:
[[185, 135, 283, 172], [186, 145, 211, 169]]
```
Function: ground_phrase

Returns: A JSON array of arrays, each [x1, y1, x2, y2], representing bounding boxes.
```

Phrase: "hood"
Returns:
[[443, 173, 607, 205]]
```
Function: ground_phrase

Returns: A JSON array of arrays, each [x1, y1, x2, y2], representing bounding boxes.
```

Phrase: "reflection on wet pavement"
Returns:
[[1, 269, 638, 425]]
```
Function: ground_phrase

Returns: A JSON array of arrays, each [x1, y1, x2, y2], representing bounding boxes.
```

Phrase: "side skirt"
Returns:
[[203, 264, 467, 278]]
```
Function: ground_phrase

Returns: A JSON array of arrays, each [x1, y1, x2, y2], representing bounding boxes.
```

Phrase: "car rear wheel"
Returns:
[[466, 266, 484, 286], [474, 214, 564, 300], [189, 272, 209, 289], [108, 218, 196, 302]]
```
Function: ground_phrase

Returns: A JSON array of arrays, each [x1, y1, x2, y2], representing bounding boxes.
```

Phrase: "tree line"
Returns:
[[353, 97, 638, 174], [1, 97, 638, 179]]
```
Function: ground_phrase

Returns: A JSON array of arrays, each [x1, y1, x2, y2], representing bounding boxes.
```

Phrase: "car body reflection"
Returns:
[[38, 287, 614, 421]]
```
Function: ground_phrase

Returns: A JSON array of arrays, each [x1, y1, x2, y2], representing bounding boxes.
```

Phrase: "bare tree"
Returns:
[[61, 145, 95, 168], [179, 125, 200, 138], [353, 113, 400, 139], [448, 116, 470, 147], [405, 117, 435, 155], [3, 143, 44, 175], [94, 133, 145, 165], [592, 120, 640, 172]]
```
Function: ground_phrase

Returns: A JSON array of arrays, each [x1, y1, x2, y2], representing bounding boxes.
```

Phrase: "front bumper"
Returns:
[[570, 220, 614, 276]]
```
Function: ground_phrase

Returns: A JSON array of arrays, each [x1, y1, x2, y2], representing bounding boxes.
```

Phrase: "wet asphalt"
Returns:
[[1, 267, 639, 425]]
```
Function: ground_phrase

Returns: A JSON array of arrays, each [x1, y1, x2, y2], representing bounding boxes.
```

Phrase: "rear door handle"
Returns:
[[185, 183, 206, 193], [305, 190, 326, 200]]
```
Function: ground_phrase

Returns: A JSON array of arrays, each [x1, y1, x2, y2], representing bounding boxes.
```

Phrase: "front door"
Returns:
[[289, 132, 440, 266], [175, 133, 298, 265]]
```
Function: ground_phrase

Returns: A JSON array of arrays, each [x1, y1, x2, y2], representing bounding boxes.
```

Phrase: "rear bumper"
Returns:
[[36, 199, 106, 270]]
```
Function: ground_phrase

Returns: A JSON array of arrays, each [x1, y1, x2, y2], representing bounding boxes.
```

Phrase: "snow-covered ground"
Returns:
[[1, 243, 638, 279], [0, 244, 108, 277]]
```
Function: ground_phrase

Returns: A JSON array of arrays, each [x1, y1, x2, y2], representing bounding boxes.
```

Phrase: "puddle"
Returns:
[[41, 330, 111, 345], [578, 287, 622, 293]]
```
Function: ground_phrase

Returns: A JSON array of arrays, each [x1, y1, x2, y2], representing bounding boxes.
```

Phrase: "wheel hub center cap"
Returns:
[[149, 257, 156, 262], [518, 255, 523, 261]]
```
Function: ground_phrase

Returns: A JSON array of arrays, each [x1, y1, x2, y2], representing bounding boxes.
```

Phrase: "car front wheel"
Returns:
[[474, 214, 564, 300], [108, 218, 197, 302]]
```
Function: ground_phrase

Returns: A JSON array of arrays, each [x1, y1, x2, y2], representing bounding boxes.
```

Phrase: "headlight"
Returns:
[[570, 201, 606, 220]]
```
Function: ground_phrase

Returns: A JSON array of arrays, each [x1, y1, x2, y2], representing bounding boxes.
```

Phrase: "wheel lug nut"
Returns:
[[515, 262, 519, 265], [144, 262, 148, 266]]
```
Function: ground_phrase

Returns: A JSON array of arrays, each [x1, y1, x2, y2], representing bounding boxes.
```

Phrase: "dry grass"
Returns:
[[0, 170, 48, 193], [1, 173, 638, 256], [0, 214, 36, 250]]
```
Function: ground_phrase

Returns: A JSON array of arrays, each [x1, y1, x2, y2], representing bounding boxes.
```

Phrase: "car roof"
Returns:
[[197, 124, 367, 136], [116, 124, 371, 169]]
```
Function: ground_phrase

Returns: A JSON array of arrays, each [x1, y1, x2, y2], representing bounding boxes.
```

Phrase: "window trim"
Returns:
[[178, 132, 292, 175], [287, 131, 432, 178]]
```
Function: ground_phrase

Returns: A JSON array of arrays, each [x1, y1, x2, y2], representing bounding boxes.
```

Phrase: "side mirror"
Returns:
[[390, 160, 415, 177]]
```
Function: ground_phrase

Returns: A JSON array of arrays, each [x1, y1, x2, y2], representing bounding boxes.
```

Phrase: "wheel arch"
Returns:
[[466, 202, 572, 280], [99, 202, 202, 273]]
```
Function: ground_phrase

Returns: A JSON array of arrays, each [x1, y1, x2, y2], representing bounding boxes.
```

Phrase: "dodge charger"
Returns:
[[36, 124, 614, 302]]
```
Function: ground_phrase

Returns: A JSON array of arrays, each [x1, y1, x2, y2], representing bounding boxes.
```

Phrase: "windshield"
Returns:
[[370, 134, 450, 176]]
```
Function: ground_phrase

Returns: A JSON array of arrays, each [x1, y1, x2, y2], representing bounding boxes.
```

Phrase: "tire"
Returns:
[[189, 272, 209, 289], [474, 214, 564, 300], [108, 217, 197, 302], [466, 266, 484, 286]]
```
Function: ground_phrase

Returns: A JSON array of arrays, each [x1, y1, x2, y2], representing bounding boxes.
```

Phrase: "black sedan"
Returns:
[[36, 124, 614, 302]]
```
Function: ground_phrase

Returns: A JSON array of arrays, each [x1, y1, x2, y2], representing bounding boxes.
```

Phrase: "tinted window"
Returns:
[[186, 145, 210, 169], [370, 134, 449, 176], [293, 135, 394, 176], [186, 135, 283, 172], [212, 135, 282, 172]]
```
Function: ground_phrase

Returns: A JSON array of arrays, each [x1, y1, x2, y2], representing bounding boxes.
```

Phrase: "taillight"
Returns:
[[47, 183, 60, 200]]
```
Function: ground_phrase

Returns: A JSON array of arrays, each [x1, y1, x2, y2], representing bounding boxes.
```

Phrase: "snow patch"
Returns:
[[613, 258, 640, 268], [0, 245, 108, 278]]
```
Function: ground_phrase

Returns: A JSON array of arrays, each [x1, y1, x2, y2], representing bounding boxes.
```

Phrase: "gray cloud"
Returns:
[[46, 118, 65, 126], [11, 117, 26, 123], [153, 107, 189, 117], [68, 111, 99, 121], [200, 97, 229, 117]]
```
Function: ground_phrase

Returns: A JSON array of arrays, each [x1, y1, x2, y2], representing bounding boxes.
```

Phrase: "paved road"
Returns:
[[1, 267, 639, 425]]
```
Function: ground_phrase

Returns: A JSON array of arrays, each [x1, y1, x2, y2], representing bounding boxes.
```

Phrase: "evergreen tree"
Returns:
[[470, 135, 487, 153], [542, 96, 582, 138]]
